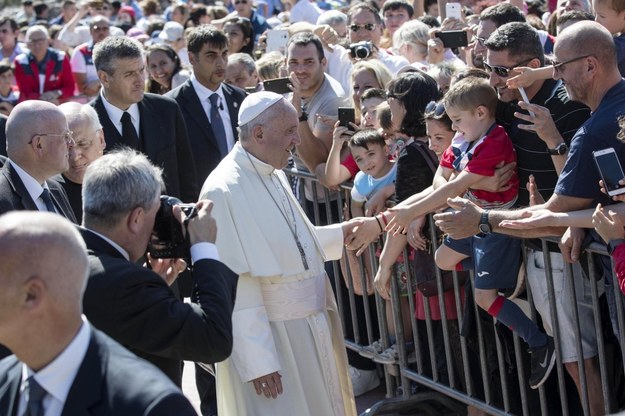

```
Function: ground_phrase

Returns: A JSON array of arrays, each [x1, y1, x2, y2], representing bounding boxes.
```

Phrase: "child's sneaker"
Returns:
[[529, 336, 556, 389]]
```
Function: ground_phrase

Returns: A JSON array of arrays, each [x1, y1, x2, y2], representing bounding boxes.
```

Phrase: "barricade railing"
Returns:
[[285, 167, 625, 416]]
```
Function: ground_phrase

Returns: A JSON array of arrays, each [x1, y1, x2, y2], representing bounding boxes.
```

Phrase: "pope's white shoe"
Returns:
[[349, 366, 380, 397]]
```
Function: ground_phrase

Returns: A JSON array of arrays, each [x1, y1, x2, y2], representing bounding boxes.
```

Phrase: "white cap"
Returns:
[[238, 91, 283, 126], [158, 21, 184, 42]]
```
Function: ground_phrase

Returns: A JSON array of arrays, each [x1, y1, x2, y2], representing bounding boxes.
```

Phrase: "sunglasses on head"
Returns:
[[349, 23, 376, 32], [424, 101, 446, 118], [483, 57, 535, 78]]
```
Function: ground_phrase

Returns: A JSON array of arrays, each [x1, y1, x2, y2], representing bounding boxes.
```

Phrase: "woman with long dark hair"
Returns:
[[223, 17, 255, 58], [145, 44, 189, 94]]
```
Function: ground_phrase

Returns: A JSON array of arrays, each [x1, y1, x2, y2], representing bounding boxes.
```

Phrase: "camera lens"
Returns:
[[354, 46, 370, 59]]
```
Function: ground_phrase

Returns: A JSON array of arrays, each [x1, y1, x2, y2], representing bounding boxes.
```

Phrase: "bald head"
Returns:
[[556, 21, 617, 69], [0, 211, 87, 306], [0, 212, 87, 363], [5, 100, 70, 182]]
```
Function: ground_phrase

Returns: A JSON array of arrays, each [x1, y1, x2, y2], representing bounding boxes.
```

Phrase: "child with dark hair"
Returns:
[[348, 129, 397, 217], [0, 60, 18, 115]]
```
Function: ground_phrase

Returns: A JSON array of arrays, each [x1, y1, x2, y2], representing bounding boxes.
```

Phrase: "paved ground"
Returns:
[[181, 361, 387, 415]]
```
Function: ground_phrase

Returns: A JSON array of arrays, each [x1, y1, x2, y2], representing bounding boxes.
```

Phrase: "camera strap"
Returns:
[[183, 206, 198, 268]]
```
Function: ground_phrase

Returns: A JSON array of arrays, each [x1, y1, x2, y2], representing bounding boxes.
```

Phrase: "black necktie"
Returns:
[[121, 111, 139, 149], [39, 189, 56, 213], [209, 93, 228, 158], [24, 377, 46, 416]]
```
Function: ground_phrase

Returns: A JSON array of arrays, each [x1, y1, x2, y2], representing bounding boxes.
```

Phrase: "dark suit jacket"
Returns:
[[0, 114, 6, 158], [166, 81, 246, 186], [90, 93, 198, 202], [0, 326, 197, 416], [81, 228, 238, 386], [0, 162, 76, 222], [0, 162, 77, 360]]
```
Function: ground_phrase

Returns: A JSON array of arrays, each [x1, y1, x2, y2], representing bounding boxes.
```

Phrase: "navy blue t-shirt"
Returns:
[[555, 79, 625, 205]]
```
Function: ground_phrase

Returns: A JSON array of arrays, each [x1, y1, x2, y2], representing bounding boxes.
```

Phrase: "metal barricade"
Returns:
[[286, 167, 625, 416]]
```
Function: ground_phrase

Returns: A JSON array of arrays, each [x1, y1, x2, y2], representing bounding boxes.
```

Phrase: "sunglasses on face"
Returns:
[[553, 55, 591, 73], [424, 101, 446, 118], [349, 23, 376, 32], [234, 0, 248, 4], [483, 57, 535, 78]]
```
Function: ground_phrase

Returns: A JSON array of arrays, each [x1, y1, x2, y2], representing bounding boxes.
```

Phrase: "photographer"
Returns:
[[80, 148, 238, 387]]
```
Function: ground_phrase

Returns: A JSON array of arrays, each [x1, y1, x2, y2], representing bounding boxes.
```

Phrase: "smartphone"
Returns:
[[266, 29, 289, 53], [445, 2, 462, 20], [435, 30, 469, 49], [263, 77, 291, 94], [338, 107, 355, 130], [518, 87, 535, 118], [593, 148, 625, 196]]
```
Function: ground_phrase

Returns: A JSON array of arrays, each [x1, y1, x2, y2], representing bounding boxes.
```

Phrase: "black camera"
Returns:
[[349, 41, 373, 60], [148, 195, 196, 259]]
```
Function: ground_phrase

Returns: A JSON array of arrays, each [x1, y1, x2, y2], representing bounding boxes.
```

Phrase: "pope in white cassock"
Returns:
[[200, 91, 359, 416]]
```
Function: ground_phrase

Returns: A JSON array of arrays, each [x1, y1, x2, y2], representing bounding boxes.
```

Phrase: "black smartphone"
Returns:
[[435, 30, 468, 49], [338, 107, 355, 130], [593, 148, 625, 196], [263, 77, 291, 94]]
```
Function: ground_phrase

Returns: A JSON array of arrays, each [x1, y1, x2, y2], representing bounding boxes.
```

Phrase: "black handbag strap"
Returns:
[[411, 140, 439, 175]]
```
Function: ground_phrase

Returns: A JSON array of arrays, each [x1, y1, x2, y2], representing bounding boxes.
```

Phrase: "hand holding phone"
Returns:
[[338, 107, 356, 131], [593, 148, 625, 196]]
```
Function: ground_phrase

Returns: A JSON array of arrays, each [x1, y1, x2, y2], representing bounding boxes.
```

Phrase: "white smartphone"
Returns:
[[593, 148, 625, 196], [445, 2, 462, 20], [266, 29, 289, 53], [518, 87, 536, 118]]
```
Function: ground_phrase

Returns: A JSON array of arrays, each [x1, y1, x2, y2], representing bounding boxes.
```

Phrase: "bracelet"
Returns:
[[374, 216, 384, 233], [380, 211, 389, 226]]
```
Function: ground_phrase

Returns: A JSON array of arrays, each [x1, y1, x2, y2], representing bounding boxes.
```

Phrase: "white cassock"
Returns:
[[200, 143, 357, 416]]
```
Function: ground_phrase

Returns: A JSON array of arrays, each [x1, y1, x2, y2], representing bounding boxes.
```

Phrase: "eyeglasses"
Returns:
[[553, 55, 592, 73], [26, 38, 47, 46], [349, 23, 376, 32], [91, 25, 110, 31], [474, 36, 486, 46], [29, 131, 75, 145], [424, 101, 446, 118], [483, 57, 535, 78]]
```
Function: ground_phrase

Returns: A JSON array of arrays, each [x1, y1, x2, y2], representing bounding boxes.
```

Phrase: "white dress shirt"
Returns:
[[18, 317, 91, 416], [190, 75, 235, 152], [100, 90, 140, 138], [9, 160, 53, 213]]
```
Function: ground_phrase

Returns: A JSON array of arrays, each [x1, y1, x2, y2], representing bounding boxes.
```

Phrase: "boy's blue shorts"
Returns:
[[443, 232, 522, 290]]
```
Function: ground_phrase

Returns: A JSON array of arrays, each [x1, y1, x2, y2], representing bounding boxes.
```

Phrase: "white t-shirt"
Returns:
[[289, 0, 322, 24]]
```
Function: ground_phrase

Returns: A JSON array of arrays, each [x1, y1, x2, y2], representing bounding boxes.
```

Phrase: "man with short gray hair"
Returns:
[[225, 52, 260, 91], [13, 25, 74, 103], [81, 148, 238, 386], [91, 36, 197, 202], [57, 102, 106, 223]]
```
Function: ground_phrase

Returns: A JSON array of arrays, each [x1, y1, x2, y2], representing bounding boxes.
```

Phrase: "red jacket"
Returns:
[[14, 48, 74, 102]]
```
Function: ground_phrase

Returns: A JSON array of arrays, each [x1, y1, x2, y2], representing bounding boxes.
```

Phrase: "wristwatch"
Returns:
[[478, 209, 491, 234], [547, 142, 569, 155], [298, 111, 308, 122], [607, 238, 625, 255]]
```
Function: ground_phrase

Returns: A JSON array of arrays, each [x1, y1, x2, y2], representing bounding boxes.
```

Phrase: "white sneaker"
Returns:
[[349, 365, 380, 397]]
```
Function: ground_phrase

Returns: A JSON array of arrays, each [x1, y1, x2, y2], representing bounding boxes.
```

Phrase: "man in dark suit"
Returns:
[[0, 113, 7, 158], [0, 100, 76, 222], [81, 148, 238, 387], [90, 35, 198, 202], [167, 25, 246, 186], [0, 211, 197, 416]]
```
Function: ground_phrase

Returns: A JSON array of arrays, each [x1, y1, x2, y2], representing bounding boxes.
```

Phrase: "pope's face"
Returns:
[[262, 102, 301, 169]]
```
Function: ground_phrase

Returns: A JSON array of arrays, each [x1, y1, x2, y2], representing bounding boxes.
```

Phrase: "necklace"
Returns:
[[245, 150, 309, 270]]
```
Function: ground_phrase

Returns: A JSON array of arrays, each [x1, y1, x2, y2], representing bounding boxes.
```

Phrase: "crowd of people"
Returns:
[[1, 0, 625, 414]]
